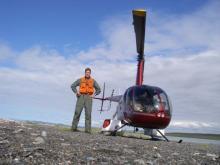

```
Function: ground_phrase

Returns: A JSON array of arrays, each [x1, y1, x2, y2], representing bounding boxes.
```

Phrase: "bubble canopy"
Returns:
[[124, 85, 172, 116]]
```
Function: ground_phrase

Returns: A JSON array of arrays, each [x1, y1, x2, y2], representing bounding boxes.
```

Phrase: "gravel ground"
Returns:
[[0, 119, 219, 165]]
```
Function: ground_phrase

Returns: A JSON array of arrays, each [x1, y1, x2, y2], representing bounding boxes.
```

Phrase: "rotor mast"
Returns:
[[132, 9, 146, 86]]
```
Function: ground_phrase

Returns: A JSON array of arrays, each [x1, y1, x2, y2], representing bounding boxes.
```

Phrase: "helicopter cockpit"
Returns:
[[125, 85, 172, 115]]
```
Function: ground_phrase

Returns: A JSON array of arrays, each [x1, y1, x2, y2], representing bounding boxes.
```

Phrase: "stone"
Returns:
[[86, 157, 96, 165], [0, 140, 9, 144], [61, 143, 70, 146], [153, 153, 162, 158], [31, 133, 38, 136], [14, 157, 20, 163], [13, 129, 24, 134], [206, 153, 218, 161], [146, 160, 154, 165], [193, 152, 200, 156], [33, 137, 45, 144], [34, 152, 43, 157], [123, 148, 135, 154], [172, 152, 179, 156], [41, 131, 47, 137], [134, 159, 145, 165]]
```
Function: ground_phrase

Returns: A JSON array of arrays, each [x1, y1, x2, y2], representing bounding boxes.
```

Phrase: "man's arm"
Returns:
[[93, 80, 101, 96], [71, 79, 80, 94]]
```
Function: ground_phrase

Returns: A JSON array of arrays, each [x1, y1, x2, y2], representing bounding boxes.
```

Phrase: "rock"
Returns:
[[134, 159, 145, 165], [13, 129, 24, 134], [31, 133, 38, 136], [153, 153, 162, 158], [172, 152, 179, 156], [34, 152, 43, 157], [29, 155, 33, 159], [63, 161, 71, 164], [86, 157, 96, 164], [123, 148, 135, 154], [192, 158, 197, 163], [41, 131, 47, 137], [13, 157, 20, 163], [193, 152, 200, 156], [146, 160, 154, 165], [0, 139, 9, 144], [100, 156, 111, 163], [153, 146, 158, 150], [123, 144, 128, 148], [33, 137, 45, 144], [206, 153, 218, 161], [61, 143, 70, 146], [112, 157, 126, 164]]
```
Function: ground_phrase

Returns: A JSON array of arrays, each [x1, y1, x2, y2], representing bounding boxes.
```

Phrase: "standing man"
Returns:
[[71, 67, 101, 133]]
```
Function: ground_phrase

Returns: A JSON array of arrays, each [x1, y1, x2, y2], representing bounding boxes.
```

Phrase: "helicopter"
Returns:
[[94, 9, 174, 142]]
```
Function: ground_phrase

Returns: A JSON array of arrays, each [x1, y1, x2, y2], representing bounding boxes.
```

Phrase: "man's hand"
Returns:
[[76, 91, 81, 97], [90, 94, 95, 98]]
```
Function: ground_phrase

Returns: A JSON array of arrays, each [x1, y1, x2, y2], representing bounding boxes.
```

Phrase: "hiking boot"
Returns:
[[85, 130, 91, 134], [71, 128, 80, 132]]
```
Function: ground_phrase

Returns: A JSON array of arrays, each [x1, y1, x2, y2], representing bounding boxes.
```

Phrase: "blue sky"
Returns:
[[0, 0, 220, 133], [0, 0, 207, 52]]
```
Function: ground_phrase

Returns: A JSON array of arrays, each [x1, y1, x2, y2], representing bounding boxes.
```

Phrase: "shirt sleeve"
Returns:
[[71, 78, 80, 93], [93, 80, 101, 96]]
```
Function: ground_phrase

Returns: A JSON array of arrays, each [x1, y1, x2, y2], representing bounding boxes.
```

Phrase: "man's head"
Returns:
[[85, 67, 91, 78]]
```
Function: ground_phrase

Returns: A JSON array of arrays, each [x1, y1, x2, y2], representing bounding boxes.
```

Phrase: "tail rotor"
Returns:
[[93, 83, 114, 113]]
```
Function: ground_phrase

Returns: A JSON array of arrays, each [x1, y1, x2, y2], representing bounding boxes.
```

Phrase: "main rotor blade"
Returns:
[[132, 9, 146, 58]]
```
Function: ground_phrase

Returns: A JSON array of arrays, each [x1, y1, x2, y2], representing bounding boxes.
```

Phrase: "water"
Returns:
[[167, 136, 220, 145]]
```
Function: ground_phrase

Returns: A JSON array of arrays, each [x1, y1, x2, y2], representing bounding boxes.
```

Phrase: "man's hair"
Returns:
[[85, 67, 91, 73]]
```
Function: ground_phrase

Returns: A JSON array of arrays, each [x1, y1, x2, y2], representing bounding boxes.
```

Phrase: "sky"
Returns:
[[0, 0, 220, 133]]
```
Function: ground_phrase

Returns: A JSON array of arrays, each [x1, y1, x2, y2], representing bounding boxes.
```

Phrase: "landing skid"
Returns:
[[156, 129, 182, 143], [111, 123, 128, 136], [109, 126, 182, 143], [156, 129, 169, 142]]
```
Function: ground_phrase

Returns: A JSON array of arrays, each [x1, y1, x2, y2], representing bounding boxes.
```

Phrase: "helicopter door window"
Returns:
[[159, 93, 169, 111], [126, 89, 133, 107], [153, 95, 160, 110]]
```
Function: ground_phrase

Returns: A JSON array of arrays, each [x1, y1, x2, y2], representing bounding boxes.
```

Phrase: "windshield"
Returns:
[[131, 86, 171, 114]]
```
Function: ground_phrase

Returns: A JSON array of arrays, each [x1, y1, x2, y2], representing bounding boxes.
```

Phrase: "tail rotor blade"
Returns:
[[100, 83, 105, 113], [107, 89, 114, 111]]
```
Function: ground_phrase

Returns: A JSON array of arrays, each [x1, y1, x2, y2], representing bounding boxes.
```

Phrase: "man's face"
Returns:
[[85, 70, 91, 78]]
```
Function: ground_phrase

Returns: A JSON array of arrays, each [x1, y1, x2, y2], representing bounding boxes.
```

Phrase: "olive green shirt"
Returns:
[[71, 77, 101, 96]]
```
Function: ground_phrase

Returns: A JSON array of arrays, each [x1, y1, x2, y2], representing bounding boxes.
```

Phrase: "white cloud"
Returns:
[[146, 0, 220, 55], [170, 120, 218, 128], [168, 120, 220, 133], [0, 1, 220, 133], [0, 44, 15, 61]]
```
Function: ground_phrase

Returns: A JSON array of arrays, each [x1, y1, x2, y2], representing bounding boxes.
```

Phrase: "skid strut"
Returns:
[[112, 123, 128, 135], [156, 129, 170, 142]]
